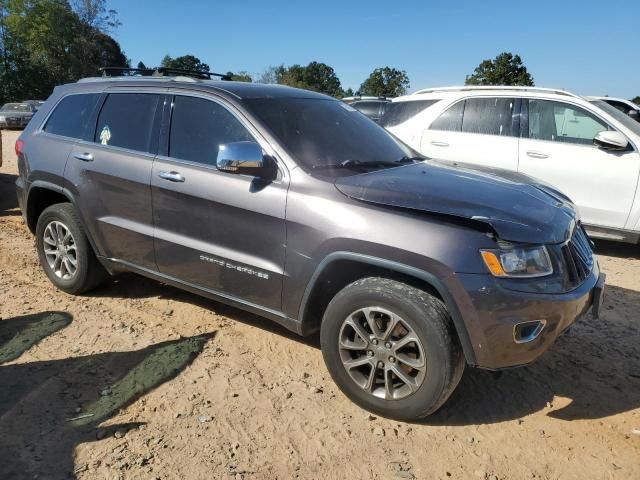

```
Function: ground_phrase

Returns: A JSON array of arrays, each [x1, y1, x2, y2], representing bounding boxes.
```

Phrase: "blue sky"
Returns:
[[108, 0, 640, 98]]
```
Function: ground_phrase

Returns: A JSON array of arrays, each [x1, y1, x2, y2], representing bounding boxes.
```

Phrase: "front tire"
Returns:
[[36, 203, 108, 294], [320, 277, 465, 420]]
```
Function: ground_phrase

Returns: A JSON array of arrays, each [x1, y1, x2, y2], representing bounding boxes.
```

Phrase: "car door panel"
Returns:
[[64, 92, 162, 270], [152, 94, 287, 311], [420, 97, 520, 171]]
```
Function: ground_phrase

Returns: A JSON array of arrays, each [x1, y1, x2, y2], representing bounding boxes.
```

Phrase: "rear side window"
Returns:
[[462, 98, 516, 136], [429, 101, 464, 132], [94, 93, 161, 153], [381, 100, 439, 127], [44, 94, 100, 139], [169, 96, 254, 166]]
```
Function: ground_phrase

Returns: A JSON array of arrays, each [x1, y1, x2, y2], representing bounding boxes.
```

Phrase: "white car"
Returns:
[[383, 86, 640, 244], [588, 96, 640, 122]]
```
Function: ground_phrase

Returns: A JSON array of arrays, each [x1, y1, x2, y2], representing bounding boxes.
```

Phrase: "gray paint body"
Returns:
[[15, 78, 600, 369]]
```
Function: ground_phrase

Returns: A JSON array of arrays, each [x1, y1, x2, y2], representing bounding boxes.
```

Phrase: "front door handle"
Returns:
[[526, 151, 549, 159], [431, 141, 450, 147], [158, 171, 185, 182], [73, 152, 94, 162]]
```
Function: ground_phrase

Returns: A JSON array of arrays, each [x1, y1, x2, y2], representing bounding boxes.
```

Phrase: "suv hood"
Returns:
[[334, 161, 577, 244]]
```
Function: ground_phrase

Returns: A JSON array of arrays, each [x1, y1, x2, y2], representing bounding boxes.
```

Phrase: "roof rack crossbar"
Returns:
[[99, 66, 232, 81], [412, 85, 580, 99]]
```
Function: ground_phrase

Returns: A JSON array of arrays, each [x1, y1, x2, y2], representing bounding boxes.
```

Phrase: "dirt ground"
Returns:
[[1, 128, 639, 480]]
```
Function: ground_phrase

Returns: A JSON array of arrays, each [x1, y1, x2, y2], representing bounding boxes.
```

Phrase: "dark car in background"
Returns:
[[0, 102, 37, 129], [343, 96, 391, 123], [350, 99, 390, 123], [15, 72, 604, 420], [23, 100, 45, 111]]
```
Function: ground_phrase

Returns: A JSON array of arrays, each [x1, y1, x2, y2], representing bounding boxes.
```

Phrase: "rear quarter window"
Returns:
[[380, 100, 439, 127], [43, 94, 100, 139]]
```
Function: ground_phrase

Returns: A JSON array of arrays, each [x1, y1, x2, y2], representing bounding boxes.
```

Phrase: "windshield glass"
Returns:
[[246, 98, 419, 177], [0, 103, 32, 113], [590, 100, 640, 137]]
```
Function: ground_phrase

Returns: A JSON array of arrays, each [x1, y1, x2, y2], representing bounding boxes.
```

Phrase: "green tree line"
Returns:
[[0, 0, 128, 104], [0, 3, 636, 106]]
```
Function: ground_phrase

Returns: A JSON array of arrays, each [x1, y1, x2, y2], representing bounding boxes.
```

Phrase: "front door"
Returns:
[[65, 92, 162, 270], [152, 94, 287, 311], [518, 99, 640, 229]]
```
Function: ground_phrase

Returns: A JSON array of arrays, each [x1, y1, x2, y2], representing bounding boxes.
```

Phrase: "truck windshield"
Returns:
[[246, 98, 419, 177]]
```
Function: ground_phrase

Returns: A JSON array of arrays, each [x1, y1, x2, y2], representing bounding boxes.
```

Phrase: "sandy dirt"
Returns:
[[1, 128, 639, 480]]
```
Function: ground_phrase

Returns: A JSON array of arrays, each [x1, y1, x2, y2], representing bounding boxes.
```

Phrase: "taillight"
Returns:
[[15, 139, 24, 156]]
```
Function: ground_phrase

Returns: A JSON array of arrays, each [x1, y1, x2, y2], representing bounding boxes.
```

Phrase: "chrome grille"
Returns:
[[561, 226, 594, 285]]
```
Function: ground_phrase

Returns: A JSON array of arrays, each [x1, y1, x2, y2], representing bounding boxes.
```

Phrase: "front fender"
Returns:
[[295, 251, 478, 366]]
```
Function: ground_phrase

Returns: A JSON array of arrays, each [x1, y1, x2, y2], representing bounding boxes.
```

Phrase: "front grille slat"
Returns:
[[563, 225, 594, 287]]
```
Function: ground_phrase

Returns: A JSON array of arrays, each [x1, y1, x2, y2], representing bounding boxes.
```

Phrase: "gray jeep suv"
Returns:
[[15, 74, 605, 420]]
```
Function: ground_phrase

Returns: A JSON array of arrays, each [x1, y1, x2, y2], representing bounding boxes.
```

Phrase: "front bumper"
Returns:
[[0, 118, 30, 128], [454, 264, 602, 369]]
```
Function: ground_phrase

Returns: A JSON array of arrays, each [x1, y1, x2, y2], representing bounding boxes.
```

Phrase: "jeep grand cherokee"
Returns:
[[15, 74, 605, 420]]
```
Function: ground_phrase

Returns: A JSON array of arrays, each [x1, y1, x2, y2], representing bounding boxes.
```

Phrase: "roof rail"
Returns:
[[99, 66, 232, 81], [412, 85, 580, 99]]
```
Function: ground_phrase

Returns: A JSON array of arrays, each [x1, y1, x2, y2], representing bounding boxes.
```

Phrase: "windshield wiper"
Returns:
[[396, 155, 426, 164], [311, 159, 399, 170]]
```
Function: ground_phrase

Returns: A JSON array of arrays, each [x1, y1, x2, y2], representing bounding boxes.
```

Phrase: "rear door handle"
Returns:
[[526, 151, 549, 159], [431, 141, 450, 147], [158, 171, 185, 182], [73, 152, 94, 162]]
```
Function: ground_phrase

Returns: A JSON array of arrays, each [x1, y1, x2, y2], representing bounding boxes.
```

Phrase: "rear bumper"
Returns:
[[454, 264, 601, 369]]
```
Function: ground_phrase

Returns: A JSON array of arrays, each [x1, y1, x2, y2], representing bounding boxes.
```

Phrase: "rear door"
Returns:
[[420, 97, 520, 170], [151, 93, 287, 310], [518, 99, 640, 229], [65, 91, 162, 270]]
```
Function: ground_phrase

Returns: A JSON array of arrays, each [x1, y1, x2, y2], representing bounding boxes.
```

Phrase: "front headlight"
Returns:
[[0, 116, 5, 122], [480, 246, 553, 278]]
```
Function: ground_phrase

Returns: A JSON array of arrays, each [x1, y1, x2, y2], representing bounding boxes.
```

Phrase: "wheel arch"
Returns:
[[298, 252, 477, 366], [26, 182, 103, 265]]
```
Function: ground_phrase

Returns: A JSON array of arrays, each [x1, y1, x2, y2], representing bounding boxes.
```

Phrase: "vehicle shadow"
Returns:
[[425, 283, 640, 425], [593, 239, 640, 259], [95, 273, 320, 349], [0, 311, 215, 480], [95, 274, 639, 426], [0, 172, 20, 216]]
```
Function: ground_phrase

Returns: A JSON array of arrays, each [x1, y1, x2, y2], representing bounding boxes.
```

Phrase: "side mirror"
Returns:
[[216, 141, 272, 177], [628, 109, 639, 120], [593, 131, 629, 151]]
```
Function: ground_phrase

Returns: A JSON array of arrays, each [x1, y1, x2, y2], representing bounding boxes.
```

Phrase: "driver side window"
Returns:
[[169, 95, 255, 166], [527, 100, 609, 145]]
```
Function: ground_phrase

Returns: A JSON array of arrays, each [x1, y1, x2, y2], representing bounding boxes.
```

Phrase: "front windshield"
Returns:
[[0, 103, 31, 113], [590, 100, 640, 137], [246, 98, 420, 177]]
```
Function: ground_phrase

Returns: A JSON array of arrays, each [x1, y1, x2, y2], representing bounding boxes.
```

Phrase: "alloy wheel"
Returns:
[[338, 306, 427, 400], [43, 220, 78, 280]]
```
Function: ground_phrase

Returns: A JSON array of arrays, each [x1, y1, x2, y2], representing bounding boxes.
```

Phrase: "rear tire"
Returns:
[[36, 203, 108, 294], [320, 277, 465, 420]]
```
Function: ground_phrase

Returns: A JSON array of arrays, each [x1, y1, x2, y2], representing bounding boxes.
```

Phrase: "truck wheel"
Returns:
[[320, 277, 465, 420], [35, 203, 108, 294]]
